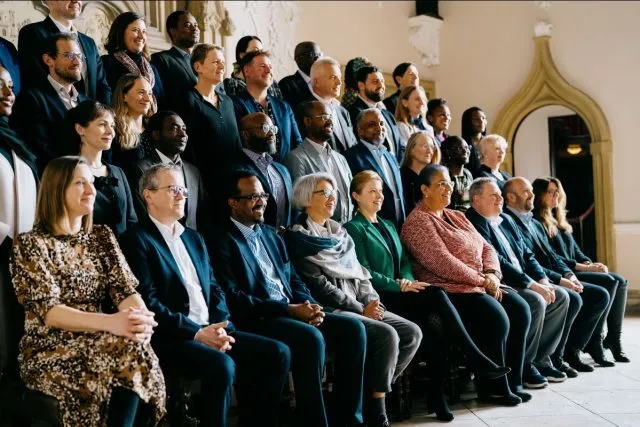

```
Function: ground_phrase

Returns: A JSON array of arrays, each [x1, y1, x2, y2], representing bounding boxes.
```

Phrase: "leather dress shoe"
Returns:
[[553, 358, 578, 378], [478, 393, 522, 406], [514, 390, 532, 403]]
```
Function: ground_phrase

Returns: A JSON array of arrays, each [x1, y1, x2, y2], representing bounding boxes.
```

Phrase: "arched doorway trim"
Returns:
[[492, 35, 615, 267]]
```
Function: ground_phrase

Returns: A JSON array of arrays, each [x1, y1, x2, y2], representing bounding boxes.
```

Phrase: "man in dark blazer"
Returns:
[[503, 177, 609, 374], [151, 10, 199, 105], [230, 112, 294, 230], [346, 65, 403, 161], [126, 111, 211, 236], [0, 37, 20, 96], [466, 178, 572, 386], [11, 33, 88, 173], [344, 108, 406, 228], [279, 41, 321, 110], [232, 50, 302, 162], [305, 56, 358, 153], [18, 0, 111, 104], [120, 164, 290, 427], [211, 169, 366, 427]]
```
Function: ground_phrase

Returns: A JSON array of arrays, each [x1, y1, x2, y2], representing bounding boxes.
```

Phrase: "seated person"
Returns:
[[11, 33, 88, 173], [127, 111, 210, 235], [384, 62, 419, 113], [503, 177, 609, 373], [394, 85, 431, 147], [466, 178, 572, 386], [285, 172, 423, 427], [399, 130, 439, 213], [461, 107, 487, 175], [441, 136, 473, 212], [279, 41, 322, 109], [65, 100, 137, 237], [284, 100, 353, 224], [532, 177, 629, 363], [426, 98, 450, 146], [345, 171, 509, 422], [211, 169, 367, 427], [472, 134, 512, 188], [119, 164, 289, 427], [401, 164, 532, 406], [11, 156, 165, 426], [232, 49, 302, 162]]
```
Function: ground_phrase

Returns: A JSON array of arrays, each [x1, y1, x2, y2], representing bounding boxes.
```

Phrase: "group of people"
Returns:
[[0, 2, 630, 427]]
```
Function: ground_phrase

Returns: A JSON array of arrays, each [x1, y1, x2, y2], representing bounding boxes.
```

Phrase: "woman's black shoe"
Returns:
[[565, 349, 595, 372], [475, 366, 511, 380], [426, 387, 454, 422], [585, 343, 615, 367], [603, 335, 631, 363], [478, 393, 522, 406]]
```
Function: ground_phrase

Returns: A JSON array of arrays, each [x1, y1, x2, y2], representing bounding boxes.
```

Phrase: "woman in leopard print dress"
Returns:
[[10, 156, 166, 426]]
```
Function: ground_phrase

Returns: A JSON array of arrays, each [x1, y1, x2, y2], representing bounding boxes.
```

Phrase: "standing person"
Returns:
[[0, 37, 21, 96], [280, 41, 323, 109], [399, 130, 440, 213], [461, 107, 487, 175], [426, 98, 451, 146], [18, 0, 111, 103], [394, 85, 431, 147], [472, 134, 512, 188], [341, 57, 373, 110], [384, 62, 419, 113], [11, 156, 166, 426], [440, 136, 473, 212]]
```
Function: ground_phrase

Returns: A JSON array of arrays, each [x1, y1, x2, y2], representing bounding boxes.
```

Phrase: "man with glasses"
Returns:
[[284, 100, 353, 224], [120, 163, 290, 427], [280, 41, 322, 110], [18, 0, 111, 104], [230, 112, 293, 230], [11, 33, 88, 173]]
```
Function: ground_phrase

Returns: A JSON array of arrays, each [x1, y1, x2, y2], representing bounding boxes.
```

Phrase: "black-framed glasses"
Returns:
[[313, 188, 338, 198], [233, 192, 270, 202], [247, 123, 279, 135], [149, 185, 189, 198], [300, 51, 323, 59], [58, 52, 85, 62]]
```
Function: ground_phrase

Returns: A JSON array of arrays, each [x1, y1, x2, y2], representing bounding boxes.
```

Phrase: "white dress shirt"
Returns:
[[47, 74, 79, 110]]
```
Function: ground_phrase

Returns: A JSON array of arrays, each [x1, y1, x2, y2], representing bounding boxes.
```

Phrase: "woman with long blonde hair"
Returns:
[[394, 85, 431, 147]]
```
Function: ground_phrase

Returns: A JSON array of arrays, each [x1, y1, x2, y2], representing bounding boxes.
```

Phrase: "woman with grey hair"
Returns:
[[285, 172, 422, 427], [400, 130, 440, 212], [472, 134, 512, 189]]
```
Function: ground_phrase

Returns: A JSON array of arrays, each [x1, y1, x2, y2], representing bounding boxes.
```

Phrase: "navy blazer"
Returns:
[[119, 217, 234, 344], [503, 208, 574, 283], [211, 221, 317, 328], [18, 16, 111, 104], [10, 83, 88, 173], [466, 207, 546, 288], [279, 70, 312, 111], [151, 47, 197, 106], [231, 90, 302, 160], [344, 141, 406, 227], [0, 37, 20, 96], [346, 96, 404, 161]]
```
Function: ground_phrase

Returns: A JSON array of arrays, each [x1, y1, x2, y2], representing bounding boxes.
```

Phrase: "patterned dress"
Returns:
[[10, 225, 166, 426]]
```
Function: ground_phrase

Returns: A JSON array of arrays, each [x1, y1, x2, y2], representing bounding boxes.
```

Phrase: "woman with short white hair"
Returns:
[[473, 134, 512, 189]]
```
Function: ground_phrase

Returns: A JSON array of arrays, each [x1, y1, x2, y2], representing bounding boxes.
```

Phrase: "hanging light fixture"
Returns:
[[566, 144, 583, 155]]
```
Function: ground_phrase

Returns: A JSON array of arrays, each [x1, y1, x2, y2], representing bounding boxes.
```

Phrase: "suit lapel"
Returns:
[[143, 219, 188, 293], [358, 143, 389, 189], [180, 231, 210, 302], [169, 47, 197, 81], [256, 225, 293, 299], [363, 218, 393, 259]]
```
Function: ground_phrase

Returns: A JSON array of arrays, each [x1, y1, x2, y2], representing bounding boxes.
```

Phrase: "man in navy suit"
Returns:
[[466, 178, 571, 387], [231, 50, 302, 162], [279, 41, 321, 110], [345, 65, 403, 161], [18, 0, 111, 104], [344, 108, 406, 228], [11, 33, 88, 173], [212, 169, 367, 427], [119, 164, 290, 427]]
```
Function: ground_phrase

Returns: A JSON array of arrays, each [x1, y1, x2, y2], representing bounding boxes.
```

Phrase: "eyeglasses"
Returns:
[[311, 114, 332, 121], [247, 123, 279, 135], [58, 52, 85, 62], [233, 192, 270, 202], [149, 185, 189, 198], [299, 51, 323, 59], [436, 181, 454, 189], [313, 188, 338, 198]]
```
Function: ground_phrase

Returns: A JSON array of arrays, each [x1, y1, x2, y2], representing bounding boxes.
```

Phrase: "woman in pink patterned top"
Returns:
[[401, 164, 532, 406]]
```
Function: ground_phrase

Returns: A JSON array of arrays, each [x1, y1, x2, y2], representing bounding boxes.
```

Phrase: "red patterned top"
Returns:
[[400, 205, 500, 294]]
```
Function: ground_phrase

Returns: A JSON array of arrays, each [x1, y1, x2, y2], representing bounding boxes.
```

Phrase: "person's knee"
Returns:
[[298, 323, 326, 357], [554, 286, 569, 309], [565, 288, 583, 313], [591, 285, 611, 310], [374, 322, 401, 354], [214, 353, 236, 388], [271, 341, 292, 374], [340, 315, 367, 347], [527, 291, 547, 319]]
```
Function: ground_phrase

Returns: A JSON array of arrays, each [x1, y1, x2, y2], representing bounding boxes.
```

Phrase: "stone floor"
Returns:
[[398, 316, 640, 426]]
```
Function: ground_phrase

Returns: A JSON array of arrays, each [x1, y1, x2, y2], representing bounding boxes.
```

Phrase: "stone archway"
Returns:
[[492, 35, 615, 268]]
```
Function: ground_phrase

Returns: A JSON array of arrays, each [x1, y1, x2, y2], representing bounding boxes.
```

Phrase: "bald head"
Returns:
[[503, 177, 534, 212], [239, 112, 276, 155], [294, 41, 322, 75]]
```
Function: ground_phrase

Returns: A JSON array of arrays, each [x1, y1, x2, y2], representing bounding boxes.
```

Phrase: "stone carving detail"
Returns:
[[534, 20, 554, 37], [408, 15, 443, 68], [75, 7, 112, 54]]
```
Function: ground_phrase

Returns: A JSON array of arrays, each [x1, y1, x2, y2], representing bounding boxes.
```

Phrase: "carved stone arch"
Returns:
[[492, 35, 615, 268]]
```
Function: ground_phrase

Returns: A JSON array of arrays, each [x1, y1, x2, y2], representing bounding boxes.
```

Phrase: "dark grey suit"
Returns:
[[151, 46, 197, 106]]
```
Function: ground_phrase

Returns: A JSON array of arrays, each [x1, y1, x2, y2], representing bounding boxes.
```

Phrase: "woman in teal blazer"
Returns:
[[345, 171, 510, 422]]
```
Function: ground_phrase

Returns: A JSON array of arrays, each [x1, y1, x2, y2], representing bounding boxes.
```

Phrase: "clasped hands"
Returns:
[[363, 299, 385, 321], [288, 300, 325, 326], [559, 275, 584, 293], [482, 273, 506, 301], [108, 307, 157, 344], [195, 320, 236, 352], [397, 278, 430, 293]]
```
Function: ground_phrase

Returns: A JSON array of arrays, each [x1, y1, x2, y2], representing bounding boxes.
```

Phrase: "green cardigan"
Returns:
[[344, 211, 414, 293]]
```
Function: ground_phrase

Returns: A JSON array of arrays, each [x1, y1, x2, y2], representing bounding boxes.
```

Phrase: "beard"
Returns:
[[365, 89, 382, 103], [248, 135, 276, 156], [55, 64, 81, 83]]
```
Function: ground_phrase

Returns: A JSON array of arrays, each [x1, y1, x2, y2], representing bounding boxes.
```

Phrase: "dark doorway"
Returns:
[[548, 114, 596, 259]]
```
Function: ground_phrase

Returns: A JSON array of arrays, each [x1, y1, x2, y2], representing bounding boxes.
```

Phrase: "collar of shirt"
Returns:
[[298, 69, 312, 85], [306, 137, 329, 155], [507, 206, 533, 224], [172, 45, 190, 61], [358, 94, 386, 110], [156, 149, 182, 166], [47, 74, 79, 101], [149, 214, 185, 240], [311, 90, 340, 107], [487, 216, 504, 227], [361, 138, 387, 152], [230, 216, 261, 240], [49, 15, 76, 33], [243, 148, 273, 166]]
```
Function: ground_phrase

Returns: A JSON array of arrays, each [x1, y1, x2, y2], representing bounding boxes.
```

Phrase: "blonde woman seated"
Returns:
[[10, 156, 165, 426], [285, 172, 422, 427], [399, 130, 440, 212], [345, 170, 509, 422], [394, 85, 432, 146], [472, 134, 512, 188]]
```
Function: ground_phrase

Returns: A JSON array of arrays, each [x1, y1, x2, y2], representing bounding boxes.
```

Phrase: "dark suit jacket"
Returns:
[[93, 163, 137, 237], [18, 16, 111, 104], [383, 90, 400, 114], [229, 151, 294, 228], [10, 83, 88, 173], [211, 220, 316, 328], [466, 208, 546, 288], [120, 217, 234, 345], [344, 141, 406, 227], [0, 37, 20, 96], [279, 70, 312, 111], [346, 96, 404, 161], [151, 46, 197, 106], [547, 229, 591, 271], [231, 90, 302, 160], [472, 164, 512, 190], [503, 208, 574, 283], [125, 150, 211, 236]]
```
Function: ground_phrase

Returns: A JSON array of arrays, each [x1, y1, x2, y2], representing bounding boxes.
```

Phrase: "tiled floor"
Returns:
[[398, 316, 640, 426]]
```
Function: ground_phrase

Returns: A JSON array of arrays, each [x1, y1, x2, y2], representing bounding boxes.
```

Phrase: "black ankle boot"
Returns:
[[426, 382, 454, 422], [565, 349, 595, 372], [585, 341, 615, 367], [401, 369, 412, 420], [604, 334, 631, 363]]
